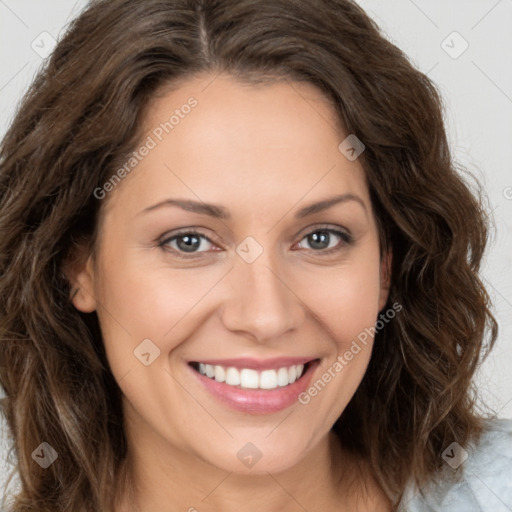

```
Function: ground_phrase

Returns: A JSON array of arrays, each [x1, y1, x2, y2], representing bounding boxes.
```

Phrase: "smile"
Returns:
[[187, 357, 320, 414], [191, 362, 307, 390]]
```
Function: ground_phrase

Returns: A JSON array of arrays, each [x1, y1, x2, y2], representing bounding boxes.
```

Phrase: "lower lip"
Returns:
[[189, 360, 319, 415]]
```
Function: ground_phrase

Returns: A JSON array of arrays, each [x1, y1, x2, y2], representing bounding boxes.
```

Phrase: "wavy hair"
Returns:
[[0, 0, 498, 510]]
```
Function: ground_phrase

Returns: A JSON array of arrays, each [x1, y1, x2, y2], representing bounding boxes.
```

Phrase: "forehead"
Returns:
[[144, 72, 346, 158], [104, 73, 370, 220]]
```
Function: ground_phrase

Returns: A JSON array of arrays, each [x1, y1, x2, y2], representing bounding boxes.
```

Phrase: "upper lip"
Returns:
[[189, 356, 316, 371]]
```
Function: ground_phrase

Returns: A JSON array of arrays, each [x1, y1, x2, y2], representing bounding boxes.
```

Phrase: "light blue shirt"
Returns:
[[398, 417, 512, 511]]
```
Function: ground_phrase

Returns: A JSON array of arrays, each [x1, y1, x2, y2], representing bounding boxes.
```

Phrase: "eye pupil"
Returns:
[[177, 234, 201, 252], [308, 231, 330, 250]]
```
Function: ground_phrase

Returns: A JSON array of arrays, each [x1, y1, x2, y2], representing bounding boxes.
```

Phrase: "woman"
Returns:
[[0, 0, 510, 511]]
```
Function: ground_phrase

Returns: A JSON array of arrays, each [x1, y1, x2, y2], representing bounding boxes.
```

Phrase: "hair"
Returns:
[[0, 0, 499, 510]]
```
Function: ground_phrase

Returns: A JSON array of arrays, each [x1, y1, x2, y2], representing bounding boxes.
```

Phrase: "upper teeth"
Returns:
[[197, 363, 306, 390]]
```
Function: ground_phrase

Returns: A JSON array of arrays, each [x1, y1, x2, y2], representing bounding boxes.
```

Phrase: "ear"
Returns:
[[63, 247, 97, 313], [378, 249, 392, 312]]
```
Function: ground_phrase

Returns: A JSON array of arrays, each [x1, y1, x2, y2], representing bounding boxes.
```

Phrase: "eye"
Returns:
[[158, 225, 353, 259], [295, 227, 353, 254], [158, 230, 218, 257]]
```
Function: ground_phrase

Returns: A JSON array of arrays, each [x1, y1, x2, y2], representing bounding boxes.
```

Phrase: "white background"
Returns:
[[1, 0, 511, 499]]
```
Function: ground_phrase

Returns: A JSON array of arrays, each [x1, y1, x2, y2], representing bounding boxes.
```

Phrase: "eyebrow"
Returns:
[[139, 193, 368, 220]]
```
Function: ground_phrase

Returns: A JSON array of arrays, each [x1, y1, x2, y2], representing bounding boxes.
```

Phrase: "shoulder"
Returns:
[[399, 417, 512, 512]]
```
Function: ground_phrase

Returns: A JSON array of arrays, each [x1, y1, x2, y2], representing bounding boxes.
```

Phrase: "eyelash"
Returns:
[[157, 225, 354, 259]]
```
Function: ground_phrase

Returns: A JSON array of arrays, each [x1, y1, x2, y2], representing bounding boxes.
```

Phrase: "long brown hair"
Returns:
[[0, 0, 498, 510]]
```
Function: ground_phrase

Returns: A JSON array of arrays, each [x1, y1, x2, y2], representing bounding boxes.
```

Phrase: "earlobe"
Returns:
[[65, 254, 97, 313], [71, 282, 97, 313], [378, 249, 392, 312]]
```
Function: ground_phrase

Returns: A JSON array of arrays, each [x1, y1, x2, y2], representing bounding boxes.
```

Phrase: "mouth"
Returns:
[[188, 359, 317, 390], [186, 357, 320, 414]]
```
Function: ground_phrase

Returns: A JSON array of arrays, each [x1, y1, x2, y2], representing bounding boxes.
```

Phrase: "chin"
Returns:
[[194, 436, 311, 476]]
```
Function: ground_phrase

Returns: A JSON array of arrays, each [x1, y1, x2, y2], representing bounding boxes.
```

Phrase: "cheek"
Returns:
[[301, 253, 383, 343], [294, 252, 381, 419], [92, 251, 226, 362]]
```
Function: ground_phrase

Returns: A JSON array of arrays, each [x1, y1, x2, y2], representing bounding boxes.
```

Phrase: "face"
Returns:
[[71, 73, 391, 476]]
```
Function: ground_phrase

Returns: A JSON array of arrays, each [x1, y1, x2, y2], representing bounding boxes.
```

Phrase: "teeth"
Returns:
[[196, 363, 307, 390], [214, 365, 226, 383], [225, 367, 241, 386], [240, 369, 259, 389], [277, 367, 289, 387], [205, 364, 215, 378]]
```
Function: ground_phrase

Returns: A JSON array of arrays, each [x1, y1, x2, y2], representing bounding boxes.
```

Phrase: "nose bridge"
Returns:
[[221, 242, 304, 341]]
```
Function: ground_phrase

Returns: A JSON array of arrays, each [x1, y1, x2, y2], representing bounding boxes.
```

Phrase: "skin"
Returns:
[[70, 73, 393, 512]]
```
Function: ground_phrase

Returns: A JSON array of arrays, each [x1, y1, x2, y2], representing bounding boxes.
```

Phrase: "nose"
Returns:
[[220, 251, 305, 343]]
